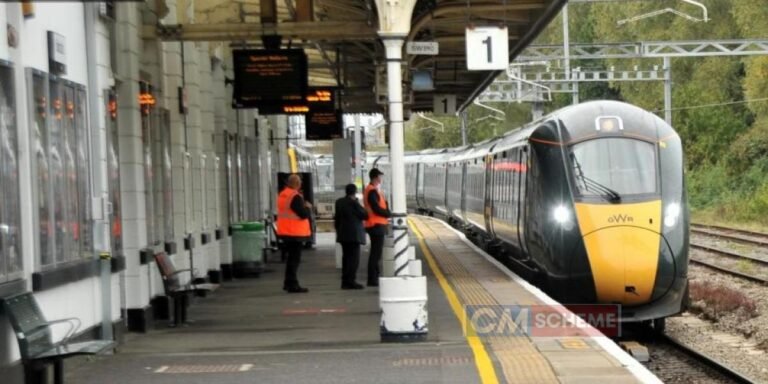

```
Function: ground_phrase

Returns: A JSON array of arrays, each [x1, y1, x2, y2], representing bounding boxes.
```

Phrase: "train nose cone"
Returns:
[[574, 201, 675, 306], [582, 227, 671, 305]]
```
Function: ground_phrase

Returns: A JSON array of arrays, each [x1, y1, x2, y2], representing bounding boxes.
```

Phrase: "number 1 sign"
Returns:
[[433, 94, 456, 116], [466, 26, 509, 70]]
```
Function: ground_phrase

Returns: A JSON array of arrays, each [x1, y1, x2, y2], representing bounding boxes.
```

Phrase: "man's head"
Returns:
[[369, 168, 384, 186], [345, 183, 357, 197], [287, 174, 302, 189]]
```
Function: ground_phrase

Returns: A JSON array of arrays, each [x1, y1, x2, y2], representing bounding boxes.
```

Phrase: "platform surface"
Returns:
[[65, 218, 656, 383]]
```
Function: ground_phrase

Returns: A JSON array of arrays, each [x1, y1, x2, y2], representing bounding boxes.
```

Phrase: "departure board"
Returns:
[[306, 109, 343, 140], [232, 49, 308, 109]]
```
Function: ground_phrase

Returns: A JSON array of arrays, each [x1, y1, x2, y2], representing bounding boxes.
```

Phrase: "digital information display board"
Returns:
[[306, 109, 343, 141], [232, 49, 308, 110], [255, 87, 336, 115]]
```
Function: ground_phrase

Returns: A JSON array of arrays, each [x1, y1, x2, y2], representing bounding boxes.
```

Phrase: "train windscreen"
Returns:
[[570, 138, 657, 199]]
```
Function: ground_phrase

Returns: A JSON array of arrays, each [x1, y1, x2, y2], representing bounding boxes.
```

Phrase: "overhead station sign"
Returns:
[[232, 49, 308, 111]]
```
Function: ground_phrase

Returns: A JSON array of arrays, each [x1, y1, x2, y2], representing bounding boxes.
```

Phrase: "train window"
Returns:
[[1, 63, 22, 282], [570, 138, 657, 197]]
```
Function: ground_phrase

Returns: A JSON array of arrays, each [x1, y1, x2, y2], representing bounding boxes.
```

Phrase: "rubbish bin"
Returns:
[[232, 221, 265, 277]]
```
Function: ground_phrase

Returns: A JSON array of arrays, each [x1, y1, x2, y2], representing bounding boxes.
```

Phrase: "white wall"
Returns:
[[1, 2, 122, 369]]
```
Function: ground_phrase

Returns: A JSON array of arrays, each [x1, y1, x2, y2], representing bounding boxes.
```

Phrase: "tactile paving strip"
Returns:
[[411, 217, 559, 384]]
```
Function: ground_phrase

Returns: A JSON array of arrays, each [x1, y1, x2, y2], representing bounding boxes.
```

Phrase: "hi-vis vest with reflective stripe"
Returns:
[[364, 184, 389, 228], [276, 188, 311, 237]]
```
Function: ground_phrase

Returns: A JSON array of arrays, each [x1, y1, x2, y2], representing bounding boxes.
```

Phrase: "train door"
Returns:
[[460, 162, 467, 223], [484, 153, 495, 237], [416, 163, 424, 209], [515, 146, 530, 255]]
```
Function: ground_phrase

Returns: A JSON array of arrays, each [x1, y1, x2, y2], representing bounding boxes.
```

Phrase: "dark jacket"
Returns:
[[334, 196, 368, 244]]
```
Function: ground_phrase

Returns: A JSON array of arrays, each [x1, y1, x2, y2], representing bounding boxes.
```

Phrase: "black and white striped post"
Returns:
[[375, 0, 428, 342]]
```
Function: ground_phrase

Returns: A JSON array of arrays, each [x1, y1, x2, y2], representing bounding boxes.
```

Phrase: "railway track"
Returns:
[[644, 333, 756, 383], [689, 224, 768, 284], [691, 223, 768, 247]]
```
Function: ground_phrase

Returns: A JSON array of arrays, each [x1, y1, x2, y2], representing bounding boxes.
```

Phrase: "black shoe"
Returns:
[[367, 281, 379, 287], [342, 283, 364, 290], [286, 286, 309, 293]]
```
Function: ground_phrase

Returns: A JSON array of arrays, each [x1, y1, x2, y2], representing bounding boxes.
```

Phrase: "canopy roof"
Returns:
[[145, 0, 566, 113]]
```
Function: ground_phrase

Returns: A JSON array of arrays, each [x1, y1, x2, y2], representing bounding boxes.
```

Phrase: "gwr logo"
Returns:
[[608, 214, 634, 223]]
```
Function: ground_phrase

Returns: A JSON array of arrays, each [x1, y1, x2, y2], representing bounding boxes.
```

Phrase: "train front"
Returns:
[[540, 101, 689, 324]]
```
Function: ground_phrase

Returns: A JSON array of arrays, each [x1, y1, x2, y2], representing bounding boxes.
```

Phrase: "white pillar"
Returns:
[[353, 114, 362, 186], [382, 38, 410, 277], [375, 0, 426, 342]]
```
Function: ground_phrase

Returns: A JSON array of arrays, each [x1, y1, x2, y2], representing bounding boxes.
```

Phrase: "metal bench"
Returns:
[[153, 252, 219, 327], [0, 292, 115, 384]]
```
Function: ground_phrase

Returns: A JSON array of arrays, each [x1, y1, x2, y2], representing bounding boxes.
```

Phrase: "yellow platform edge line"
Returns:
[[408, 218, 500, 384]]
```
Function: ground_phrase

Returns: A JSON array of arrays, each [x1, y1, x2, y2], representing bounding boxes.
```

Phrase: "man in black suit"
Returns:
[[334, 184, 368, 290]]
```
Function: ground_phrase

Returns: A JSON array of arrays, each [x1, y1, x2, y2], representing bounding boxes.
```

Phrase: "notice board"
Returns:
[[306, 109, 343, 140], [232, 49, 308, 110]]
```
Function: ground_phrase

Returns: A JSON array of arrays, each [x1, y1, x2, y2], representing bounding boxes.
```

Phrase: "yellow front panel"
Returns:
[[287, 148, 298, 173], [574, 201, 662, 305]]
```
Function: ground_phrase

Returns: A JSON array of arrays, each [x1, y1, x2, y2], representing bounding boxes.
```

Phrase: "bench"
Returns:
[[154, 252, 219, 327], [0, 292, 115, 384]]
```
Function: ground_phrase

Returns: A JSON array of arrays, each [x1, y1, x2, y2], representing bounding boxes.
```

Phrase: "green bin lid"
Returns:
[[233, 221, 264, 231]]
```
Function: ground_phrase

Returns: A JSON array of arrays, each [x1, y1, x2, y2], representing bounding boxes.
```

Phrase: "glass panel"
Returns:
[[139, 81, 157, 245], [570, 138, 657, 197], [201, 154, 207, 228], [62, 84, 79, 261], [76, 87, 92, 258], [0, 64, 21, 280], [106, 89, 122, 256], [225, 133, 234, 224], [161, 109, 174, 242], [49, 79, 67, 264], [152, 108, 165, 243], [30, 71, 53, 267]]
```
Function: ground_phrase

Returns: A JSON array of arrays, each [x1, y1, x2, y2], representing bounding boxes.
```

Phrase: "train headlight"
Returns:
[[664, 203, 681, 228], [553, 205, 572, 226]]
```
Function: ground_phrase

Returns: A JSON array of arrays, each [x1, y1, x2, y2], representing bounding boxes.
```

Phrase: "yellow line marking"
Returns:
[[408, 218, 499, 384]]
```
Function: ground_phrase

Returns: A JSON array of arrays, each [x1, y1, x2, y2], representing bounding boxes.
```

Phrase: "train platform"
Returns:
[[64, 217, 658, 384]]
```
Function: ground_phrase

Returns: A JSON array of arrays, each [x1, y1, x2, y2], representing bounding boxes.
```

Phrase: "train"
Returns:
[[370, 100, 690, 330]]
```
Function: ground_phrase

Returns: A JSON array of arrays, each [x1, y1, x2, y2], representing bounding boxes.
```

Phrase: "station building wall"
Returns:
[[0, 1, 271, 379]]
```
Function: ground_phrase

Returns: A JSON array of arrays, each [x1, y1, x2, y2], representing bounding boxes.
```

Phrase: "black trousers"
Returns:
[[341, 242, 361, 285], [366, 225, 386, 284], [283, 241, 303, 288]]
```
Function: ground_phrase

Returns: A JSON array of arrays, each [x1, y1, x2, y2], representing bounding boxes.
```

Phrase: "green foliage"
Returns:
[[404, 1, 768, 227]]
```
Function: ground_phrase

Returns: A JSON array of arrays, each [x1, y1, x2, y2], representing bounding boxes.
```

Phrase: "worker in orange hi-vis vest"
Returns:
[[276, 174, 313, 293], [363, 168, 391, 287]]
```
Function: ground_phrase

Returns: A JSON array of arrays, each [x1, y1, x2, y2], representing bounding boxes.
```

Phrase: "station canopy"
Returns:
[[145, 0, 566, 114]]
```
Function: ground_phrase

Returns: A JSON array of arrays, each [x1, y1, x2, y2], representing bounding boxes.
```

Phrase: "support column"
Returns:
[[663, 56, 672, 125], [212, 58, 232, 275], [460, 111, 468, 146], [375, 0, 426, 342], [353, 114, 362, 186], [116, 1, 151, 332]]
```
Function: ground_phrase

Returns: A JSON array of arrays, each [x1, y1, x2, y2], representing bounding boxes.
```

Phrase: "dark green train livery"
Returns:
[[371, 100, 689, 329]]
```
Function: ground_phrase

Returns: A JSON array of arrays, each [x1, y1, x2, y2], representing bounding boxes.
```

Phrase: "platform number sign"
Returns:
[[433, 94, 456, 116], [466, 26, 509, 70]]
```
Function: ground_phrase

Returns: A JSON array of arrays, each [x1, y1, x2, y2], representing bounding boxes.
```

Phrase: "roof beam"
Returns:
[[143, 21, 377, 41]]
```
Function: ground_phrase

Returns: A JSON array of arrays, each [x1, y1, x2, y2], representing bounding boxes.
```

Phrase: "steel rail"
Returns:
[[691, 223, 768, 247], [689, 256, 768, 285], [658, 333, 756, 384]]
